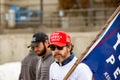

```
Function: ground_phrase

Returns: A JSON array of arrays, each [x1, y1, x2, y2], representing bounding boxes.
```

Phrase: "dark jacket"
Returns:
[[19, 50, 39, 80]]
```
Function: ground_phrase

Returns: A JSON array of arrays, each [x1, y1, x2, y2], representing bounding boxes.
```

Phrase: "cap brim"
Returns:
[[27, 42, 39, 48], [49, 42, 66, 47]]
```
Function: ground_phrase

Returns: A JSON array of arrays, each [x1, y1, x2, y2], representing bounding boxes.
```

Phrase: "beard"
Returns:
[[37, 44, 46, 56], [55, 57, 64, 64], [54, 50, 68, 63]]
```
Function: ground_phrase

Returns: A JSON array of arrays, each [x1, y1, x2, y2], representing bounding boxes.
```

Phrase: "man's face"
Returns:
[[50, 45, 70, 63], [34, 42, 46, 56]]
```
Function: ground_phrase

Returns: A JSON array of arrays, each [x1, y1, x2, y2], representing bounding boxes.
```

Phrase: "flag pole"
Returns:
[[63, 5, 120, 80]]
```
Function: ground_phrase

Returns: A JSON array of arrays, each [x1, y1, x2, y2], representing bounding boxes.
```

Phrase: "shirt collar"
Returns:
[[56, 52, 74, 66]]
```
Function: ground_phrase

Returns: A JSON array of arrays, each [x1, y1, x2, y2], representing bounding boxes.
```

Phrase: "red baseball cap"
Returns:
[[49, 31, 71, 47]]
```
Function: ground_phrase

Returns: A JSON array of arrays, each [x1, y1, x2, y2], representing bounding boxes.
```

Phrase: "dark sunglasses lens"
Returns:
[[57, 46, 63, 50], [50, 45, 64, 51], [50, 45, 55, 51]]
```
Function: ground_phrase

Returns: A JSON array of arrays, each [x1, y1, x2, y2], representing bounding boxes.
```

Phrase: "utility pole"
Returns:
[[89, 0, 94, 27], [0, 0, 5, 33], [40, 0, 43, 27]]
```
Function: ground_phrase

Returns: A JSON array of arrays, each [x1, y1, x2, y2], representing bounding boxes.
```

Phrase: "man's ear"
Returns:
[[67, 45, 72, 51], [45, 40, 49, 47], [67, 44, 74, 52]]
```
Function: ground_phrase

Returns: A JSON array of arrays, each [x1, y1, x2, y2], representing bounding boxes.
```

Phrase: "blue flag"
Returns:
[[82, 12, 120, 80]]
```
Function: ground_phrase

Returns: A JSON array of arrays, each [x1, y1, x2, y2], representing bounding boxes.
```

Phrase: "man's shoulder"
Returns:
[[21, 53, 39, 65], [23, 53, 38, 60], [50, 61, 56, 67], [75, 63, 92, 74], [46, 52, 55, 61], [77, 63, 89, 69]]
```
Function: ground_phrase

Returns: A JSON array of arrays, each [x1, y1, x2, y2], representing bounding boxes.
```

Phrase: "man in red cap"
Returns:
[[49, 31, 93, 80]]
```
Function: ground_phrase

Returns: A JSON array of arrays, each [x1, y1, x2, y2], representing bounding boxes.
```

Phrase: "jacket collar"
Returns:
[[56, 52, 74, 66]]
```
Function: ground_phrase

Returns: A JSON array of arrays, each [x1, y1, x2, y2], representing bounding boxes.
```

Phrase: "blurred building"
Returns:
[[0, 0, 119, 31]]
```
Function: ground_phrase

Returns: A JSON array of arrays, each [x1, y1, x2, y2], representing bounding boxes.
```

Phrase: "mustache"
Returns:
[[53, 52, 61, 56]]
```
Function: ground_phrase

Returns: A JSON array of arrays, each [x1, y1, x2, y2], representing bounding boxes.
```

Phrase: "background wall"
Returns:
[[0, 32, 98, 64]]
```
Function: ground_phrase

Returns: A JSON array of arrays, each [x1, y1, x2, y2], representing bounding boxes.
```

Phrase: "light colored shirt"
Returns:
[[49, 56, 93, 80]]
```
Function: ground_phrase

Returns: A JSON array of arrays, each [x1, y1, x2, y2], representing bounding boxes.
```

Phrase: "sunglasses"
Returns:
[[49, 45, 67, 51]]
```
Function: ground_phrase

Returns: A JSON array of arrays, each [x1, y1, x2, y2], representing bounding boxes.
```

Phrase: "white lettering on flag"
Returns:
[[113, 33, 120, 50], [104, 72, 111, 80], [118, 55, 120, 61], [106, 55, 115, 64], [113, 67, 120, 79]]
